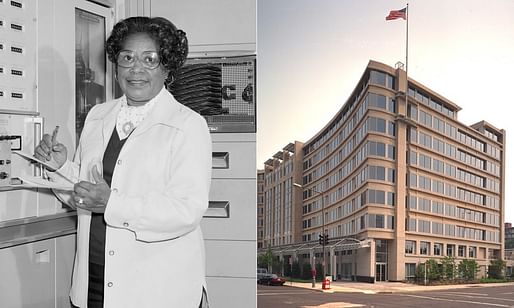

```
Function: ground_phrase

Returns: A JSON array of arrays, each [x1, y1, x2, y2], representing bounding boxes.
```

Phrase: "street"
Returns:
[[257, 284, 514, 308]]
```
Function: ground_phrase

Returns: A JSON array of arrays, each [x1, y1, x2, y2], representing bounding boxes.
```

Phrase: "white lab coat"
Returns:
[[50, 87, 212, 307]]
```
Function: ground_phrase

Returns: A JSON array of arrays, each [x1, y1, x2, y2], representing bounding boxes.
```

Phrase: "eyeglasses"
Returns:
[[116, 50, 161, 69]]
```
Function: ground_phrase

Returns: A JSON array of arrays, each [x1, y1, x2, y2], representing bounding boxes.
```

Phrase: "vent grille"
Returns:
[[169, 56, 256, 133]]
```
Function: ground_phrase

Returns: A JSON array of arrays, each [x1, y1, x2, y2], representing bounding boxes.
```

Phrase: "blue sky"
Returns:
[[257, 0, 514, 223]]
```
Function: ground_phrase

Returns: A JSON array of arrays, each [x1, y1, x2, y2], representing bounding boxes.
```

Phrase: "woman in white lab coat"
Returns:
[[35, 16, 211, 308]]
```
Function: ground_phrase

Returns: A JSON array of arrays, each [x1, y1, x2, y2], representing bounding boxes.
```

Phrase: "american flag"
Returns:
[[386, 7, 407, 21]]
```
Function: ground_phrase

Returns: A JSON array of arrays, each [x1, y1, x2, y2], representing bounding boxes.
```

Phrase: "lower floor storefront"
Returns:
[[264, 237, 501, 283]]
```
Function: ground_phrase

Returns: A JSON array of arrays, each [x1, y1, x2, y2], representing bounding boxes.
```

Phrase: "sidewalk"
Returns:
[[284, 280, 514, 294]]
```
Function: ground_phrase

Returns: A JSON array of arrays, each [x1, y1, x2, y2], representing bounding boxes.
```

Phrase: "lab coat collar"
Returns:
[[129, 86, 187, 138], [89, 86, 188, 147]]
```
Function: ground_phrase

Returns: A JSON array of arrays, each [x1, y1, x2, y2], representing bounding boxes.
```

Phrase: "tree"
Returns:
[[426, 259, 442, 281], [302, 262, 312, 280], [441, 256, 457, 281], [487, 259, 506, 279], [315, 263, 323, 281], [272, 258, 283, 275], [458, 259, 478, 281], [283, 259, 292, 277], [291, 261, 301, 279], [257, 246, 275, 273]]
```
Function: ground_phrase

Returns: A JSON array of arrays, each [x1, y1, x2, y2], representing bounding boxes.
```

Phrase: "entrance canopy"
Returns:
[[259, 238, 372, 256]]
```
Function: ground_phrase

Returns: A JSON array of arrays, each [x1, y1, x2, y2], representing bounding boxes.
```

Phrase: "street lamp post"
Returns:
[[293, 183, 326, 278]]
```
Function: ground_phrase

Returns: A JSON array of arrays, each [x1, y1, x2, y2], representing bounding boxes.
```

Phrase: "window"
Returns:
[[407, 218, 416, 231], [418, 220, 430, 233], [387, 192, 395, 206], [405, 240, 416, 254], [387, 144, 396, 159], [433, 243, 443, 256], [418, 198, 431, 212], [420, 241, 430, 255], [468, 246, 477, 258], [433, 159, 444, 173], [458, 245, 466, 257], [407, 104, 418, 120], [408, 196, 417, 210], [405, 263, 416, 280], [409, 150, 417, 165], [432, 222, 443, 235], [447, 244, 455, 257]]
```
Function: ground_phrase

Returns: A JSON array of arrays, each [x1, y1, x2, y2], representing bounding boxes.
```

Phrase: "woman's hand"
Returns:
[[72, 166, 111, 213], [34, 133, 67, 170]]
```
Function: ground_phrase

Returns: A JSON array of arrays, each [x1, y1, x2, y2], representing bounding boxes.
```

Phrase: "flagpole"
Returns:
[[405, 3, 409, 102]]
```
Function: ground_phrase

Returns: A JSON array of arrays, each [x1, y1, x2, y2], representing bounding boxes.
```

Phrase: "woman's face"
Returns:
[[116, 33, 168, 106]]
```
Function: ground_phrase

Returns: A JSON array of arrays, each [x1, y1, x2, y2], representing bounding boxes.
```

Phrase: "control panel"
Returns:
[[0, 0, 37, 112]]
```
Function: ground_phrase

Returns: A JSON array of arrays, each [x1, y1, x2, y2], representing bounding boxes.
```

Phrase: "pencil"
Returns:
[[51, 125, 59, 145]]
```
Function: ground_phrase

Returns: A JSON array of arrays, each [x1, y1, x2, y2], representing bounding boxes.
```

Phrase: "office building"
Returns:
[[260, 60, 505, 282]]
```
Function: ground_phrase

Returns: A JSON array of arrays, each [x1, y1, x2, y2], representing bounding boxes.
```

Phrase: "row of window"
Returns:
[[409, 127, 501, 177], [409, 150, 500, 193], [407, 195, 500, 226], [405, 218, 500, 243], [264, 159, 294, 185], [304, 115, 395, 187], [302, 165, 396, 227], [408, 87, 456, 119], [407, 100, 501, 161], [405, 240, 478, 258], [408, 172, 500, 210], [304, 89, 397, 172], [304, 70, 394, 156]]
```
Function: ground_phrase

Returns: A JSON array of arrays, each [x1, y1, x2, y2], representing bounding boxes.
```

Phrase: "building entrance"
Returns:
[[375, 263, 387, 281]]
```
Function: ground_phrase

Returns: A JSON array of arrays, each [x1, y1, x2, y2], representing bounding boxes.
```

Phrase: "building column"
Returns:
[[309, 248, 315, 268], [391, 66, 408, 281], [369, 238, 376, 281], [279, 252, 284, 276], [330, 246, 336, 279]]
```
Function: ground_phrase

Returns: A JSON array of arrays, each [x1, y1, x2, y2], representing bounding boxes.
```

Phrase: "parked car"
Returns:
[[258, 273, 286, 286], [257, 268, 269, 281]]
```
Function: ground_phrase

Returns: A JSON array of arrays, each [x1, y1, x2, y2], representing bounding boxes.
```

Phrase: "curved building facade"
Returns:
[[261, 60, 504, 282]]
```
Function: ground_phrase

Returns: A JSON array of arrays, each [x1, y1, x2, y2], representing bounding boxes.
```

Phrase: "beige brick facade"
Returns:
[[260, 60, 504, 282]]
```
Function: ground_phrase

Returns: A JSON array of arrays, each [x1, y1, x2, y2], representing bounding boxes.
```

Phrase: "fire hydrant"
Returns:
[[322, 276, 331, 290]]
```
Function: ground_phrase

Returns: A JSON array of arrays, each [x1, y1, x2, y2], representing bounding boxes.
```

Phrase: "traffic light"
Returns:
[[318, 234, 324, 245], [324, 234, 329, 245]]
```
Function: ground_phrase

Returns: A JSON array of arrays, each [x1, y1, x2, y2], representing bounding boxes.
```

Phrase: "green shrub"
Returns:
[[315, 263, 323, 280], [291, 261, 301, 279], [426, 259, 442, 281], [487, 259, 506, 279], [458, 259, 478, 281], [441, 256, 457, 280], [301, 262, 312, 280]]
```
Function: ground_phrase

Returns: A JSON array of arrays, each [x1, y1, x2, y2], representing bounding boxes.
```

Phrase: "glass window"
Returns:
[[409, 151, 417, 165], [407, 104, 418, 120], [376, 215, 385, 228], [407, 218, 416, 231], [447, 244, 455, 257], [405, 240, 416, 254], [388, 145, 396, 159], [408, 195, 417, 210], [468, 246, 477, 258], [387, 192, 395, 206], [434, 243, 443, 256], [420, 241, 430, 255], [370, 71, 386, 86], [75, 8, 107, 144], [405, 263, 416, 280], [458, 245, 466, 257]]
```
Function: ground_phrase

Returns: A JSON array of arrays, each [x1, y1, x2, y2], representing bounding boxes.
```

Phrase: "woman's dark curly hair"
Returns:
[[106, 16, 188, 84]]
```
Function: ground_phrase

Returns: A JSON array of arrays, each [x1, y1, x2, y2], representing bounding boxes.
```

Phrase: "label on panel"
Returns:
[[0, 0, 37, 112]]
